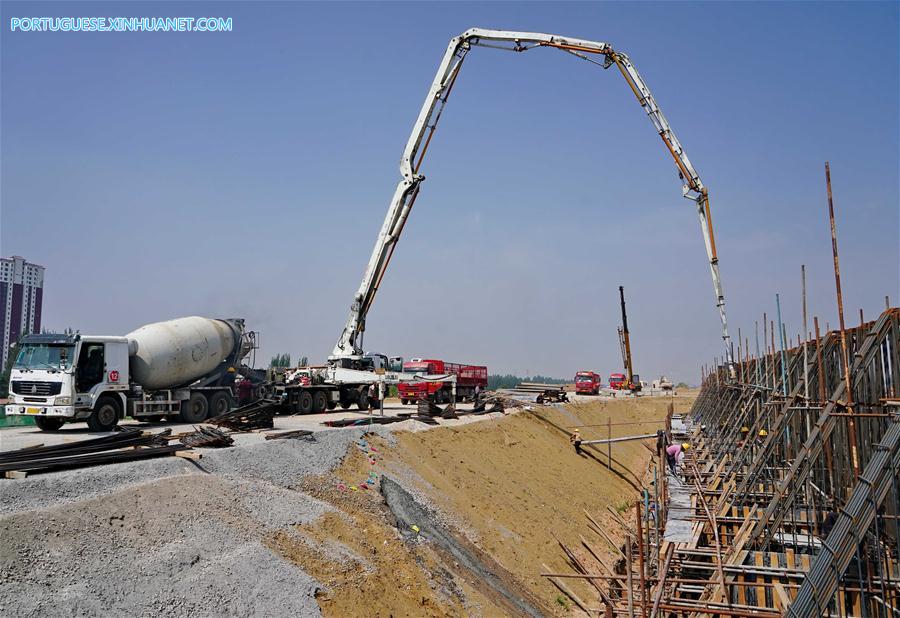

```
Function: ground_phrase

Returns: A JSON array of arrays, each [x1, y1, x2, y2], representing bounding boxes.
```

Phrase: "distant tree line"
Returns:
[[269, 353, 308, 368], [487, 374, 568, 390]]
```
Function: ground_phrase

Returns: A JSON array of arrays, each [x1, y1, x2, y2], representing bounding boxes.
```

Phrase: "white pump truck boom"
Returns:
[[330, 28, 734, 374]]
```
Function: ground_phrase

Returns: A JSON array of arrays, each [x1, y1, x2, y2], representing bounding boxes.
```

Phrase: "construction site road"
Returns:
[[0, 399, 483, 453]]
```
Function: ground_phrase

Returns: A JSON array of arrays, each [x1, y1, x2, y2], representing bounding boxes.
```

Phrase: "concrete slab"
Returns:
[[663, 468, 694, 544]]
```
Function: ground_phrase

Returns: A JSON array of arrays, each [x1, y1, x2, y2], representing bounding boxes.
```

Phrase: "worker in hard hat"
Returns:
[[737, 426, 750, 447], [569, 429, 583, 455], [665, 442, 689, 476], [756, 428, 768, 446]]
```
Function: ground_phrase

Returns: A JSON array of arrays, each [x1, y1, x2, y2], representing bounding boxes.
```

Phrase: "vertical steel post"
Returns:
[[607, 415, 612, 470], [635, 502, 647, 618], [771, 320, 778, 390], [763, 314, 770, 390], [825, 161, 859, 478], [755, 321, 763, 386], [802, 265, 810, 402], [776, 293, 789, 396]]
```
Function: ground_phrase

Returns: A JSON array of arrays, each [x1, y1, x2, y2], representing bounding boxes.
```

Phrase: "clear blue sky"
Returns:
[[2, 1, 898, 383]]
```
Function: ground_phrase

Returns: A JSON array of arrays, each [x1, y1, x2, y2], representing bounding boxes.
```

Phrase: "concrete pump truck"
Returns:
[[328, 28, 735, 377]]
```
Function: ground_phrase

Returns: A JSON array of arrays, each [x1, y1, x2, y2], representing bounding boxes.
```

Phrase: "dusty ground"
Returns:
[[266, 444, 512, 617], [0, 392, 695, 617]]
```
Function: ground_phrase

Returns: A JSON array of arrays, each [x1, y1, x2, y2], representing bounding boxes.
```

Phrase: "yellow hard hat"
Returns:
[[740, 426, 749, 433], [759, 429, 768, 437], [227, 366, 236, 373], [682, 443, 690, 450], [574, 429, 580, 433]]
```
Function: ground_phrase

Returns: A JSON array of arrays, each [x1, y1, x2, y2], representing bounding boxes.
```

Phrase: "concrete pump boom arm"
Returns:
[[331, 28, 734, 372]]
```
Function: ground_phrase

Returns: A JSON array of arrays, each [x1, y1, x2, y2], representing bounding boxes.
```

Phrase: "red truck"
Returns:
[[574, 371, 602, 395], [398, 359, 488, 404], [609, 373, 627, 390]]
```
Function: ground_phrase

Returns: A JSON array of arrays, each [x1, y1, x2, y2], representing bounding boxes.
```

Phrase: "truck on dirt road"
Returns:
[[6, 316, 256, 432], [398, 359, 487, 404], [574, 371, 602, 395]]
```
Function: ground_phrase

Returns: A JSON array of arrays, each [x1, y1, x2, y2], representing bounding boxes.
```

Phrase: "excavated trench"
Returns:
[[380, 476, 544, 617]]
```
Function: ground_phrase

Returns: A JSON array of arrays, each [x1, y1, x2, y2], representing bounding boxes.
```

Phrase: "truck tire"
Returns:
[[326, 399, 337, 410], [400, 398, 409, 405], [357, 388, 368, 411], [35, 417, 65, 431], [312, 390, 328, 413], [87, 396, 121, 432], [179, 393, 209, 423], [338, 393, 353, 409], [207, 391, 232, 417], [298, 390, 314, 414]]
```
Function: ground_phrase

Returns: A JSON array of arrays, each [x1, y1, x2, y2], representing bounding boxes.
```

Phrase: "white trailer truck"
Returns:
[[6, 316, 256, 431]]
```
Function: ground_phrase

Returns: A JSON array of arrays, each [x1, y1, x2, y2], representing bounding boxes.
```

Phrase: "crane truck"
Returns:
[[328, 28, 735, 377], [617, 285, 641, 392], [6, 316, 257, 432], [398, 358, 487, 404]]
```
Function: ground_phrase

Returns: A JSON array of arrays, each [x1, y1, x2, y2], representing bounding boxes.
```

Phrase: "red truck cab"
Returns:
[[575, 371, 602, 395], [399, 359, 487, 404], [609, 373, 627, 389]]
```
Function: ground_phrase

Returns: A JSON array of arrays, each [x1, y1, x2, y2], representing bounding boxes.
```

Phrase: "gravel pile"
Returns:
[[0, 426, 403, 617], [0, 472, 329, 617], [0, 456, 197, 516]]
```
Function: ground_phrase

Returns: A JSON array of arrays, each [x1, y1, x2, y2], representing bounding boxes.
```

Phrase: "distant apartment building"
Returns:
[[1, 256, 45, 370]]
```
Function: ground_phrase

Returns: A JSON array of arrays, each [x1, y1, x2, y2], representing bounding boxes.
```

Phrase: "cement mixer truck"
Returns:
[[6, 316, 257, 432]]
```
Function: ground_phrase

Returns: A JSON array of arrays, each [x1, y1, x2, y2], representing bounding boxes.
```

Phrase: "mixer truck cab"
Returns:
[[6, 317, 256, 432], [7, 332, 131, 432]]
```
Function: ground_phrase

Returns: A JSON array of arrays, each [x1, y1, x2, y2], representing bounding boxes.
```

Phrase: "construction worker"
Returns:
[[737, 426, 750, 447], [757, 428, 768, 445], [655, 429, 669, 457], [474, 384, 481, 406], [367, 383, 378, 413], [666, 442, 690, 476], [237, 376, 253, 406], [569, 429, 583, 455]]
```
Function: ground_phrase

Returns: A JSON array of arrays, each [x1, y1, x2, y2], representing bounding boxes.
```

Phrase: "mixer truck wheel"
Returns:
[[298, 390, 314, 414], [87, 396, 121, 432], [35, 417, 65, 431], [312, 390, 328, 413], [208, 392, 232, 417], [357, 388, 368, 411], [179, 393, 209, 423]]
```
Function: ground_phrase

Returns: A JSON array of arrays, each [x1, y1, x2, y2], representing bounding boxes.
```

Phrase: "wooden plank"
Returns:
[[785, 548, 797, 600], [773, 582, 791, 611], [754, 552, 766, 608], [175, 450, 201, 461], [4, 470, 28, 479]]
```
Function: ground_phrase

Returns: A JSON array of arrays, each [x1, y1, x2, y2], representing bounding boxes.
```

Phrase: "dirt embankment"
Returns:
[[289, 393, 696, 616]]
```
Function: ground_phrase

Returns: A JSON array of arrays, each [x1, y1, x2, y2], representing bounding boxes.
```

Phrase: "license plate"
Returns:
[[25, 407, 41, 415]]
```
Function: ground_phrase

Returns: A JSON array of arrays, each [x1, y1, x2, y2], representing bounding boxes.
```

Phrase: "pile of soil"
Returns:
[[372, 393, 697, 613]]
